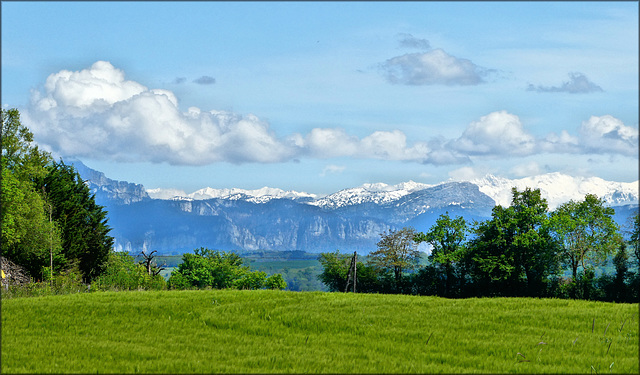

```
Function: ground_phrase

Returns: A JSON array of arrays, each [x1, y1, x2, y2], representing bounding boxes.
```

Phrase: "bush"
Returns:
[[167, 248, 286, 291], [93, 252, 165, 291], [234, 271, 267, 290], [264, 273, 287, 290]]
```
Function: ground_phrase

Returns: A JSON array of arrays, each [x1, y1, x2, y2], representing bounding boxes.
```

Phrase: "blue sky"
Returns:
[[2, 1, 638, 195]]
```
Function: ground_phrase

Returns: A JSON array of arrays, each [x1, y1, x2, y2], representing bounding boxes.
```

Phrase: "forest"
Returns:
[[318, 190, 639, 302]]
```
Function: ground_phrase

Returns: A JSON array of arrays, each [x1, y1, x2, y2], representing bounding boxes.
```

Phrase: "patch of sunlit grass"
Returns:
[[2, 290, 637, 373]]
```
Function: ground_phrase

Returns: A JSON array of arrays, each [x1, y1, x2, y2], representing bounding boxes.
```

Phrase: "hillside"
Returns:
[[2, 290, 637, 373]]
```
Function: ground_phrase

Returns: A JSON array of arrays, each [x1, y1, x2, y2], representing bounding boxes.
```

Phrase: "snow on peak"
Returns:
[[308, 180, 432, 208], [470, 172, 638, 209], [147, 174, 636, 210], [146, 188, 188, 200], [148, 186, 317, 203]]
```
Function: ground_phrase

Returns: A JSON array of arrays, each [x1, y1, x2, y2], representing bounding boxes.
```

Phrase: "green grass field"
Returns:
[[2, 290, 637, 373]]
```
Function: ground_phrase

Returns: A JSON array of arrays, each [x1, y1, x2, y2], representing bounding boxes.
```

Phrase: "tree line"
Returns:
[[319, 188, 639, 302], [2, 108, 286, 295], [2, 108, 112, 284]]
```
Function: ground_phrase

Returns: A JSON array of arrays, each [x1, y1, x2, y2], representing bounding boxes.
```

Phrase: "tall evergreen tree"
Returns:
[[41, 161, 113, 282]]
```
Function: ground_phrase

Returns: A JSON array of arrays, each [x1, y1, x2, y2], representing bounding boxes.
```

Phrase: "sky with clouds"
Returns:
[[1, 1, 638, 195]]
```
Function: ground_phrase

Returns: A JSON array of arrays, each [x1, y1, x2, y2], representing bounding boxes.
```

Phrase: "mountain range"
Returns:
[[71, 160, 638, 255]]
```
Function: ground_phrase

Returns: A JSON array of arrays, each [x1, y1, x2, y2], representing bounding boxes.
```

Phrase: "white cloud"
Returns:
[[25, 62, 637, 168], [510, 161, 542, 177], [578, 115, 638, 157], [539, 130, 580, 153], [303, 128, 359, 158], [26, 61, 297, 165], [448, 166, 493, 181], [450, 111, 536, 156], [380, 49, 491, 86]]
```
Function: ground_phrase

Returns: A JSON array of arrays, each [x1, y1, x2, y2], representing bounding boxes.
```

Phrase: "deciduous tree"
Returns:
[[467, 188, 558, 296], [369, 227, 420, 292], [550, 194, 622, 284], [415, 213, 467, 297], [1, 109, 63, 280]]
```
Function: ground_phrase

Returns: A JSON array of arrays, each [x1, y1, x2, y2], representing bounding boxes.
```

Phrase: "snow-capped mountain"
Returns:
[[308, 180, 432, 209], [72, 160, 638, 255], [188, 186, 317, 203], [147, 186, 318, 203], [471, 173, 639, 209], [147, 173, 637, 210]]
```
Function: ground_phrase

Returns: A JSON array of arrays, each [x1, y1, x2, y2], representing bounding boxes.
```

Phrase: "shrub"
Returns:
[[264, 273, 287, 290], [93, 252, 165, 291]]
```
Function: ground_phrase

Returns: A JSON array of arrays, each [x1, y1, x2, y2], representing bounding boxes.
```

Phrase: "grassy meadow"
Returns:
[[2, 290, 638, 373]]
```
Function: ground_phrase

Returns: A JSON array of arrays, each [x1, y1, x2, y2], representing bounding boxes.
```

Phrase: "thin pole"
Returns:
[[49, 203, 53, 286], [353, 252, 357, 293]]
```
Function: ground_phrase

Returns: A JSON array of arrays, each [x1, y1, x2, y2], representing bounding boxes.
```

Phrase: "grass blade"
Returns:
[[425, 332, 433, 347]]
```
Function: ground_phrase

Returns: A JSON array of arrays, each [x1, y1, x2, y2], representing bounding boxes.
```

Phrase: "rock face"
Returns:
[[72, 161, 638, 255], [98, 182, 495, 254], [71, 160, 150, 205]]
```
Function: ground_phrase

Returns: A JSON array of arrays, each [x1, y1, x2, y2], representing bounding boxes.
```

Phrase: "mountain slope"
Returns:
[[471, 173, 638, 209], [72, 161, 638, 254]]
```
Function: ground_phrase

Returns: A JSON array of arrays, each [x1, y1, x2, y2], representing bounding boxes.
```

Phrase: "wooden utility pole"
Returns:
[[344, 251, 357, 293], [49, 203, 53, 286]]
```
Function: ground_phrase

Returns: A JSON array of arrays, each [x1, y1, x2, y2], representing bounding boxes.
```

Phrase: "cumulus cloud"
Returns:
[[25, 62, 636, 168], [578, 115, 638, 156], [539, 130, 580, 154], [380, 49, 491, 86], [527, 72, 603, 93], [26, 61, 295, 165], [193, 76, 216, 85], [450, 111, 536, 156], [26, 61, 471, 166], [397, 33, 431, 50]]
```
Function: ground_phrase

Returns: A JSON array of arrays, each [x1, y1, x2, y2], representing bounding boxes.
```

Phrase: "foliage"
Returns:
[[233, 270, 267, 290], [264, 273, 287, 290], [415, 212, 467, 297], [627, 212, 640, 269], [2, 290, 637, 373], [466, 188, 558, 297], [550, 194, 622, 297], [316, 188, 636, 302], [1, 267, 88, 299], [316, 250, 382, 293], [2, 108, 113, 283], [368, 227, 420, 292], [1, 109, 63, 280], [40, 161, 113, 282], [93, 251, 166, 291], [167, 248, 285, 290]]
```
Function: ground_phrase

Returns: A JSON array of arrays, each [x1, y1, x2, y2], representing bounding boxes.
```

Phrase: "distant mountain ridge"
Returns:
[[145, 171, 638, 210], [70, 160, 638, 255], [471, 173, 638, 209]]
